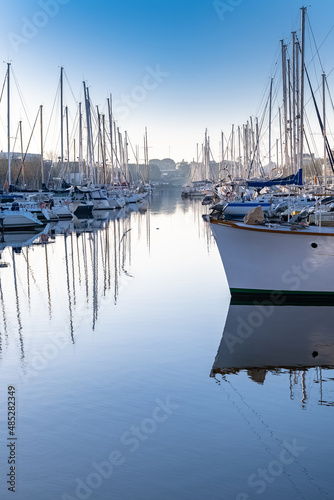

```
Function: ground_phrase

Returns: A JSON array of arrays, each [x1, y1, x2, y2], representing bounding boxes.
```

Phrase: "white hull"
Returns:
[[0, 210, 43, 230], [125, 193, 143, 203], [52, 205, 73, 219], [92, 199, 110, 210], [210, 218, 334, 295], [108, 195, 125, 209]]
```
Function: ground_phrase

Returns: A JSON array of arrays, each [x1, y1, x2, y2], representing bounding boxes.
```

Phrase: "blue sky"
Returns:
[[0, 0, 334, 163]]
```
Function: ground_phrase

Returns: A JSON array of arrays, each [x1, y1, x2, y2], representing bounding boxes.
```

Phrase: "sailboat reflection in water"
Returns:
[[211, 300, 334, 407]]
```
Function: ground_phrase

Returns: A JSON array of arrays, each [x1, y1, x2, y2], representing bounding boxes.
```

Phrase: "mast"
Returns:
[[65, 105, 69, 181], [323, 72, 327, 187], [255, 117, 260, 175], [144, 127, 149, 183], [276, 139, 279, 171], [221, 131, 224, 179], [238, 126, 241, 178], [18, 120, 25, 188], [287, 59, 293, 173], [124, 131, 129, 184], [40, 105, 44, 186], [83, 81, 93, 183], [268, 78, 273, 168], [78, 102, 83, 183], [292, 32, 297, 173], [7, 62, 11, 188], [97, 105, 102, 184], [231, 124, 235, 178], [281, 40, 289, 172], [107, 96, 114, 184], [279, 107, 283, 171], [300, 6, 307, 171], [102, 114, 106, 185], [60, 66, 64, 172], [295, 38, 300, 171]]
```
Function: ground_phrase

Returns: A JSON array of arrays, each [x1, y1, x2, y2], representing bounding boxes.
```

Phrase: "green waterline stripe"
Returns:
[[230, 288, 334, 296]]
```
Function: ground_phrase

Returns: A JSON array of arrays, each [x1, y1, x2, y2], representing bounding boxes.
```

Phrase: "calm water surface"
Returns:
[[0, 190, 333, 500]]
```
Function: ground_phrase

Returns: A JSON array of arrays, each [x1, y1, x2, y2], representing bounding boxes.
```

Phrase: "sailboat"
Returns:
[[209, 8, 334, 299]]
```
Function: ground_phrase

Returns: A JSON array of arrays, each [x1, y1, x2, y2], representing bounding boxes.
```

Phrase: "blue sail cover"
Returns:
[[247, 169, 303, 188]]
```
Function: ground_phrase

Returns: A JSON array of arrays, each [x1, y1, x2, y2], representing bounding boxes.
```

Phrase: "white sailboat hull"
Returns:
[[210, 218, 334, 295], [0, 210, 43, 230]]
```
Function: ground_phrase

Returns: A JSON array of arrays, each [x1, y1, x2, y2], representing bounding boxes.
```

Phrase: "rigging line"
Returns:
[[305, 66, 334, 173], [306, 14, 324, 77], [22, 108, 40, 163], [64, 69, 79, 106], [44, 78, 60, 145], [15, 108, 41, 184], [304, 111, 319, 159], [11, 122, 20, 159], [324, 79, 334, 140], [248, 94, 270, 178], [306, 19, 321, 94], [11, 68, 34, 132], [127, 134, 137, 163], [0, 69, 7, 104], [325, 77, 334, 114], [304, 129, 321, 179], [306, 15, 334, 71]]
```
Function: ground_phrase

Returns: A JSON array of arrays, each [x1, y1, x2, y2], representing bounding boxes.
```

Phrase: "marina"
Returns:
[[1, 1, 334, 499], [0, 191, 333, 499]]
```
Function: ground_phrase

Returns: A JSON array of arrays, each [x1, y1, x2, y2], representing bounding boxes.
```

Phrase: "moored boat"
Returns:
[[209, 215, 334, 298]]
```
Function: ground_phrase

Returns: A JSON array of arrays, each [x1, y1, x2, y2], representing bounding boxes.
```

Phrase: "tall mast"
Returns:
[[221, 131, 224, 179], [295, 39, 300, 170], [279, 107, 283, 170], [78, 102, 83, 182], [231, 124, 235, 178], [238, 126, 241, 177], [19, 120, 24, 188], [300, 6, 307, 171], [144, 127, 149, 183], [102, 114, 107, 185], [97, 106, 102, 184], [292, 32, 297, 172], [255, 117, 260, 174], [40, 105, 44, 186], [60, 66, 64, 171], [107, 96, 114, 183], [83, 81, 93, 182], [287, 59, 293, 173], [7, 62, 11, 188], [323, 72, 327, 187], [269, 77, 273, 167], [124, 131, 129, 184], [65, 105, 69, 181], [281, 40, 289, 172]]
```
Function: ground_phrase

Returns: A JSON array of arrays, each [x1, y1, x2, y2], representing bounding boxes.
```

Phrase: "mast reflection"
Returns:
[[0, 205, 151, 366]]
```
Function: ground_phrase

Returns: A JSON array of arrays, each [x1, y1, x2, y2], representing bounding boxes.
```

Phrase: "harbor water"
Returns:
[[0, 189, 333, 500]]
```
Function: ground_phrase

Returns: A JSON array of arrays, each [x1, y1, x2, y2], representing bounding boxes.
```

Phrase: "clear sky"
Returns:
[[0, 0, 334, 163]]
